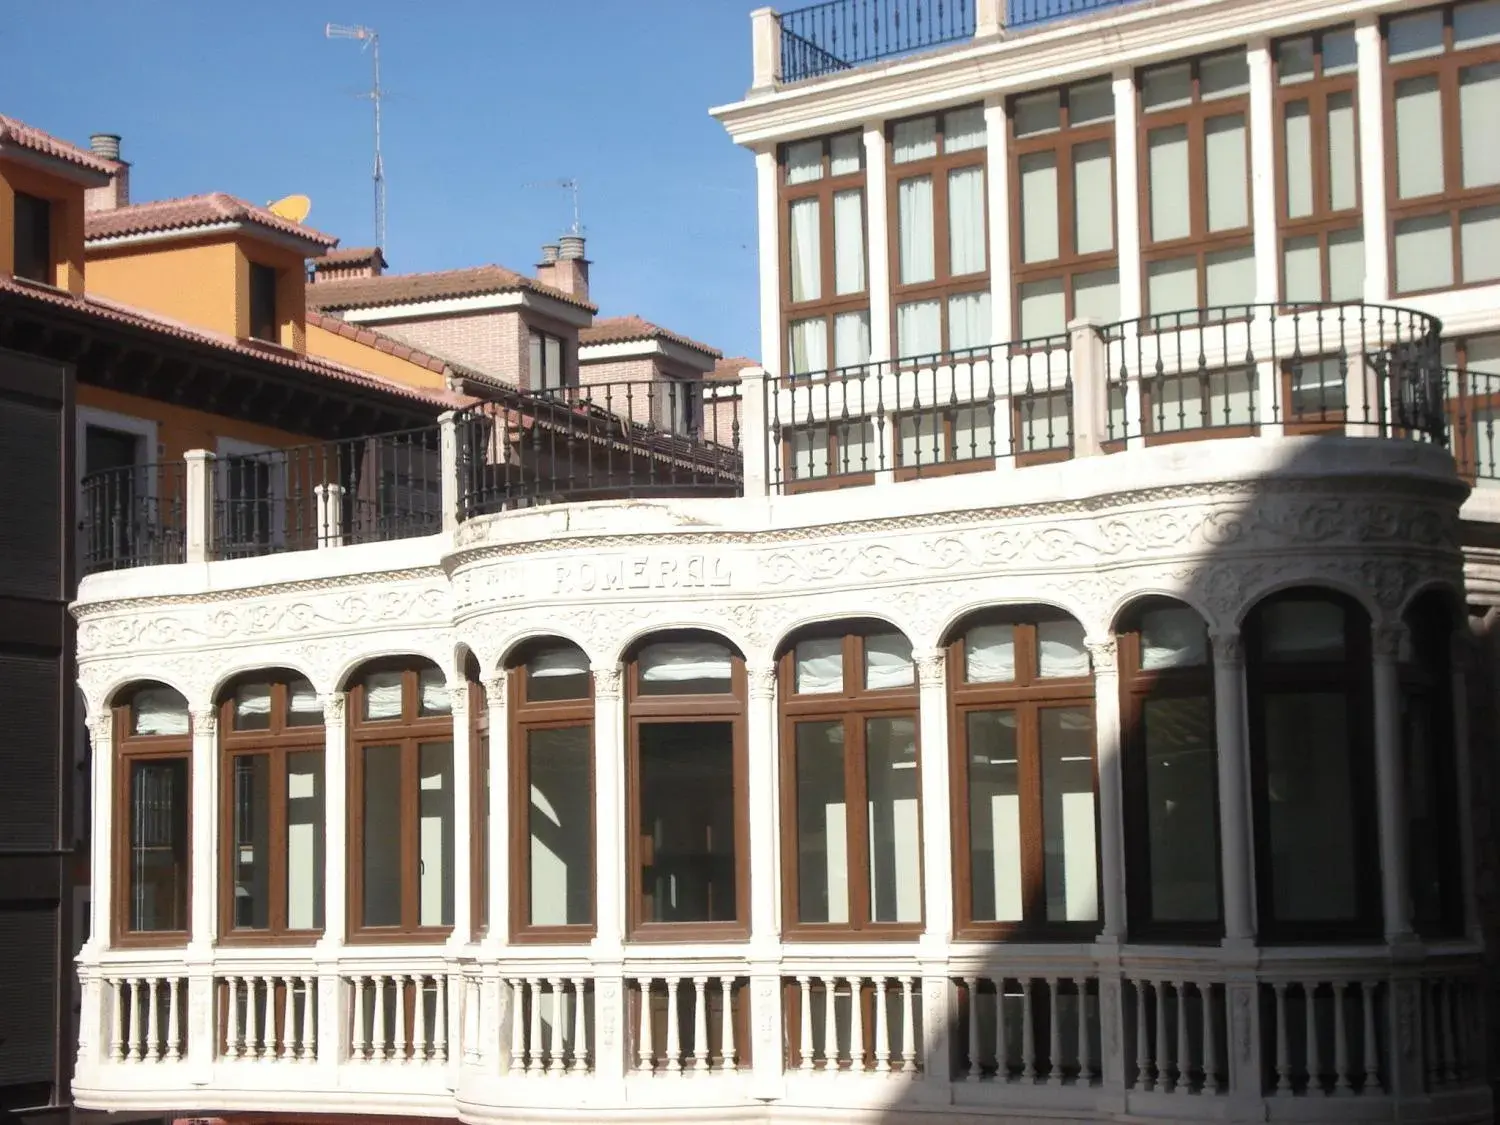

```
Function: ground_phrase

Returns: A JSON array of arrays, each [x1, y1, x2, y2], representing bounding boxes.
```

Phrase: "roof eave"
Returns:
[[0, 143, 112, 187]]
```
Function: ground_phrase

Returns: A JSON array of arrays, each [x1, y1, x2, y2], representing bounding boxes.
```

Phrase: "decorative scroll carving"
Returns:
[[1372, 625, 1407, 660], [597, 980, 618, 1049], [1085, 638, 1118, 673], [915, 649, 946, 687], [320, 693, 345, 725], [189, 707, 217, 736], [1210, 631, 1243, 665], [592, 666, 623, 700], [448, 686, 471, 716], [746, 665, 776, 700]]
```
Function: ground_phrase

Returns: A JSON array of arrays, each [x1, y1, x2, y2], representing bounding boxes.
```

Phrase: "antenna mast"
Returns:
[[325, 23, 386, 251], [522, 178, 584, 235]]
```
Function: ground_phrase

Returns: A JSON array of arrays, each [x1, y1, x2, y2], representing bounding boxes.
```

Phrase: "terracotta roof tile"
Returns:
[[0, 115, 115, 177], [305, 264, 597, 314], [85, 192, 339, 249], [709, 355, 758, 382], [580, 314, 722, 359], [305, 309, 449, 376], [314, 246, 387, 268]]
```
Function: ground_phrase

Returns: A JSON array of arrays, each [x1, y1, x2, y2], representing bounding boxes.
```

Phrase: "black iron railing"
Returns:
[[1446, 366, 1500, 480], [80, 462, 187, 575], [781, 0, 975, 82], [1006, 0, 1144, 29], [456, 378, 743, 518], [213, 425, 444, 557]]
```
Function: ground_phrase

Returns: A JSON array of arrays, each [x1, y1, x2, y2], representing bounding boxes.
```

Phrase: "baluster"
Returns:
[[1274, 983, 1292, 1093], [665, 977, 683, 1073], [304, 975, 318, 1062], [1440, 982, 1458, 1084], [371, 974, 389, 1061], [964, 976, 979, 1079], [850, 977, 866, 1072], [1175, 981, 1191, 1094], [900, 977, 917, 1073], [262, 976, 276, 1060], [1021, 979, 1037, 1081], [1135, 980, 1151, 1090], [1155, 981, 1172, 1092], [433, 973, 447, 1064], [822, 977, 839, 1069], [224, 978, 240, 1060], [1361, 980, 1381, 1093], [1076, 979, 1092, 1083], [637, 979, 655, 1073], [1333, 981, 1352, 1094], [166, 977, 181, 1062], [141, 976, 159, 1062], [1304, 982, 1322, 1095], [1046, 977, 1063, 1085], [279, 976, 294, 1061], [127, 979, 142, 1062], [109, 980, 125, 1061], [549, 978, 566, 1074], [352, 976, 367, 1061], [995, 979, 1012, 1081], [527, 979, 542, 1073], [413, 974, 429, 1061], [1202, 984, 1219, 1094], [391, 975, 408, 1061], [509, 980, 526, 1072], [797, 976, 814, 1072], [874, 979, 891, 1074], [691, 977, 709, 1071], [720, 978, 737, 1073], [572, 978, 589, 1073]]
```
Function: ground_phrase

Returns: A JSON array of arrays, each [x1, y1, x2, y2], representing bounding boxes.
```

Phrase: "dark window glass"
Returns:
[[13, 192, 52, 284], [249, 263, 278, 342], [638, 721, 736, 923], [129, 758, 189, 932]]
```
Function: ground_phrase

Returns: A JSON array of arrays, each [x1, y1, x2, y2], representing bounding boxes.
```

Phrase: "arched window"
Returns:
[[347, 661, 454, 937], [114, 683, 191, 939], [1401, 593, 1463, 937], [1246, 589, 1378, 941], [218, 672, 324, 939], [948, 610, 1099, 938], [779, 621, 922, 936], [509, 640, 593, 940], [626, 632, 747, 938], [1119, 601, 1221, 941]]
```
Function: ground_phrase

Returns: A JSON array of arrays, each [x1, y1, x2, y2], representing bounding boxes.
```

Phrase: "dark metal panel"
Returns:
[[0, 651, 61, 853], [0, 906, 59, 1086]]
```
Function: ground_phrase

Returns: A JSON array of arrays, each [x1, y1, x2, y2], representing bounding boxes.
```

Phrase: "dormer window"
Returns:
[[529, 328, 566, 390], [248, 262, 279, 342], [13, 192, 52, 284]]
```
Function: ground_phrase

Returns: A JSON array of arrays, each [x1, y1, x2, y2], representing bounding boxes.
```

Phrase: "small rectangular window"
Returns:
[[13, 191, 52, 284], [248, 263, 278, 342]]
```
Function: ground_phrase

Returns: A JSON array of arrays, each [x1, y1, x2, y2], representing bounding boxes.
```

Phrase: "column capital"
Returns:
[[1085, 636, 1118, 673], [189, 705, 217, 736], [319, 692, 346, 724], [592, 664, 623, 701], [448, 683, 471, 717], [484, 673, 509, 707], [1372, 623, 1407, 660], [1210, 630, 1243, 665], [746, 663, 777, 700], [89, 712, 113, 747], [914, 648, 947, 687]]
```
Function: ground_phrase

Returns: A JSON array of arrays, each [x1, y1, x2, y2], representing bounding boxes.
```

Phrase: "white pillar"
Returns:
[[1355, 17, 1391, 302], [319, 692, 348, 948], [1087, 638, 1127, 941], [187, 704, 218, 947], [1247, 40, 1280, 304], [738, 367, 771, 499], [439, 410, 460, 533], [1070, 318, 1108, 456], [864, 122, 892, 364], [449, 681, 473, 947], [1371, 624, 1413, 942], [1211, 633, 1255, 944], [916, 650, 953, 946], [86, 711, 114, 953], [484, 673, 510, 952], [755, 149, 783, 379], [750, 7, 782, 90], [746, 664, 780, 951], [1112, 69, 1143, 322], [976, 0, 1004, 37], [183, 450, 215, 564], [984, 96, 1011, 344], [592, 665, 626, 955]]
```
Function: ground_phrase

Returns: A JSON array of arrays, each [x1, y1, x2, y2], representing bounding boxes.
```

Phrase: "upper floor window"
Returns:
[[248, 262, 278, 342], [530, 329, 567, 390], [1139, 50, 1255, 315], [1011, 80, 1119, 338], [783, 131, 870, 375], [114, 684, 192, 940], [1387, 0, 1500, 293], [13, 191, 52, 285], [1275, 27, 1364, 303], [889, 105, 990, 359]]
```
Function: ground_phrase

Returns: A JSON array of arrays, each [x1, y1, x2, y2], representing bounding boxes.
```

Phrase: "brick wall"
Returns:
[[375, 310, 527, 383]]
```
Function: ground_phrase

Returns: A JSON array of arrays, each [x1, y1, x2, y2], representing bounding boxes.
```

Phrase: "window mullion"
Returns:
[[270, 746, 288, 934], [1017, 703, 1044, 927], [402, 736, 418, 932], [846, 710, 870, 929]]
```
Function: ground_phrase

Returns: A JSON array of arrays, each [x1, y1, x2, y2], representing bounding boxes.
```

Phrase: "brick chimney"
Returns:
[[534, 243, 561, 290], [309, 247, 387, 282], [552, 234, 589, 301], [84, 133, 129, 212]]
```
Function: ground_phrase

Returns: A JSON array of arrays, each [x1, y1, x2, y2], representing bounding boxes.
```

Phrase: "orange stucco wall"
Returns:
[[0, 158, 89, 294], [305, 320, 448, 391], [78, 383, 320, 461]]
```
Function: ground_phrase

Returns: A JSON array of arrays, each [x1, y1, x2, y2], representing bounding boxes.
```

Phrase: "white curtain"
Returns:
[[1328, 229, 1365, 300], [948, 167, 986, 276], [1395, 75, 1444, 199], [835, 421, 877, 474], [1147, 257, 1198, 315], [893, 116, 937, 162], [943, 105, 987, 152], [133, 687, 189, 736], [530, 646, 590, 679], [833, 310, 871, 370], [1019, 278, 1066, 340], [791, 426, 830, 479], [288, 678, 321, 722], [830, 132, 863, 175], [1327, 92, 1358, 209], [1463, 206, 1500, 283], [965, 624, 1016, 682], [1037, 620, 1090, 678], [785, 140, 823, 184], [899, 412, 941, 466], [1395, 214, 1455, 292], [898, 175, 935, 284], [1284, 102, 1314, 219], [794, 638, 844, 694], [1019, 152, 1059, 263], [638, 642, 733, 684], [419, 667, 451, 714], [789, 198, 822, 302], [234, 684, 272, 723], [364, 671, 404, 720], [832, 189, 866, 295], [1205, 114, 1249, 231], [1206, 247, 1255, 307], [1461, 63, 1500, 189], [1073, 269, 1121, 324], [896, 300, 941, 358], [788, 317, 829, 375], [1148, 125, 1191, 241], [1140, 607, 1208, 670], [1072, 140, 1114, 254], [953, 406, 995, 460], [1283, 236, 1322, 304], [864, 633, 915, 689], [948, 292, 991, 353]]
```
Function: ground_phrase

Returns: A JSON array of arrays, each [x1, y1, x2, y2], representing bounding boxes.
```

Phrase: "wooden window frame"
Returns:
[[892, 405, 998, 480], [1137, 52, 1255, 314], [778, 626, 924, 940], [780, 418, 878, 494], [509, 645, 595, 943], [947, 613, 1101, 942], [1273, 27, 1363, 304], [112, 686, 192, 947], [1384, 4, 1500, 296], [887, 106, 990, 359], [1118, 607, 1224, 944], [346, 663, 455, 943], [1009, 83, 1119, 339], [217, 675, 325, 944], [625, 634, 749, 942], [1244, 589, 1381, 943], [780, 131, 870, 376]]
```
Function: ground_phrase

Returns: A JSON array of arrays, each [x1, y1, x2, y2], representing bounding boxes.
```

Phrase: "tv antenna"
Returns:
[[523, 178, 583, 235], [325, 23, 386, 251]]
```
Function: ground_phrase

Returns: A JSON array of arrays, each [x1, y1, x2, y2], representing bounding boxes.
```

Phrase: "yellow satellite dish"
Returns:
[[267, 194, 312, 223]]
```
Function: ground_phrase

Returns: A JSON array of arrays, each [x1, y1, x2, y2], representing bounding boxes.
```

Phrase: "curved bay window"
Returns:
[[1401, 593, 1464, 937], [218, 673, 324, 939], [780, 623, 922, 937], [348, 661, 454, 938], [1246, 589, 1378, 941], [627, 633, 747, 938], [114, 684, 192, 940], [1119, 602, 1222, 942], [510, 640, 593, 940], [948, 612, 1100, 938]]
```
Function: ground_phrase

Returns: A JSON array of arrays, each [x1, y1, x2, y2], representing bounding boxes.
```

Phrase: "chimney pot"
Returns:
[[89, 133, 121, 161], [558, 234, 586, 261], [540, 243, 560, 264]]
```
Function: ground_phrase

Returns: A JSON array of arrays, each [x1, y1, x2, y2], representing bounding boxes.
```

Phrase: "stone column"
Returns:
[[86, 711, 114, 954], [864, 123, 892, 366], [916, 649, 953, 946], [449, 682, 472, 947], [484, 673, 510, 953], [1088, 637, 1127, 942], [1246, 40, 1280, 304], [745, 663, 784, 1097], [186, 703, 218, 1074], [1211, 632, 1255, 944], [591, 665, 626, 955], [319, 692, 348, 948], [1355, 16, 1391, 302], [1372, 624, 1414, 942]]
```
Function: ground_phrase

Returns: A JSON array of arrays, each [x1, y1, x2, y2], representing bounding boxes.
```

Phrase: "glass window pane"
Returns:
[[893, 116, 938, 162], [1141, 607, 1209, 669], [948, 291, 991, 353], [795, 638, 844, 694], [1142, 63, 1191, 111], [899, 409, 941, 468], [233, 683, 273, 732], [526, 645, 591, 702], [1462, 64, 1500, 189], [1462, 205, 1500, 283], [1277, 36, 1314, 82], [1069, 80, 1114, 124], [1038, 619, 1090, 678], [1263, 693, 1358, 921], [1389, 10, 1445, 60], [638, 722, 737, 923], [1201, 51, 1249, 99], [830, 132, 863, 175], [1019, 152, 1059, 263], [1040, 707, 1097, 923], [834, 310, 872, 370], [1074, 269, 1121, 324], [1019, 391, 1071, 451], [132, 686, 189, 737], [128, 757, 189, 932], [1206, 246, 1256, 308], [1261, 599, 1346, 661], [967, 710, 1021, 921], [1019, 277, 1066, 339], [1283, 101, 1314, 219], [867, 716, 921, 924], [965, 624, 1016, 682], [789, 425, 830, 479], [1284, 235, 1323, 304], [287, 678, 321, 726], [953, 404, 995, 460], [789, 198, 822, 302], [896, 299, 942, 357], [1324, 29, 1357, 73], [865, 633, 915, 690], [944, 105, 986, 152], [832, 189, 866, 295], [418, 667, 450, 716], [637, 641, 735, 695], [898, 175, 936, 283], [1147, 256, 1198, 315], [1288, 356, 1347, 416], [1073, 140, 1114, 254], [1013, 91, 1060, 137], [1455, 0, 1500, 48], [231, 754, 270, 929], [1327, 91, 1358, 211], [948, 167, 987, 276], [527, 726, 592, 926], [835, 419, 878, 474], [786, 140, 823, 184], [1142, 696, 1220, 922], [788, 317, 829, 375], [1328, 229, 1364, 301], [1395, 76, 1445, 199], [1148, 125, 1191, 242], [363, 671, 403, 721], [361, 744, 402, 927], [418, 741, 454, 927], [795, 721, 848, 924], [1205, 114, 1249, 231], [285, 750, 324, 930], [1395, 214, 1455, 293]]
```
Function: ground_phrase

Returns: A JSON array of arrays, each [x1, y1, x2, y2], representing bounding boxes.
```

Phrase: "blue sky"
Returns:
[[0, 1, 762, 358]]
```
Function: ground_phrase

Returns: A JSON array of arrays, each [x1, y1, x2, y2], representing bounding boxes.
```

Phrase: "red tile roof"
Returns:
[[0, 115, 115, 177], [581, 314, 722, 359], [313, 246, 387, 270], [85, 193, 339, 249], [306, 309, 448, 376], [709, 355, 758, 382], [306, 264, 597, 314]]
